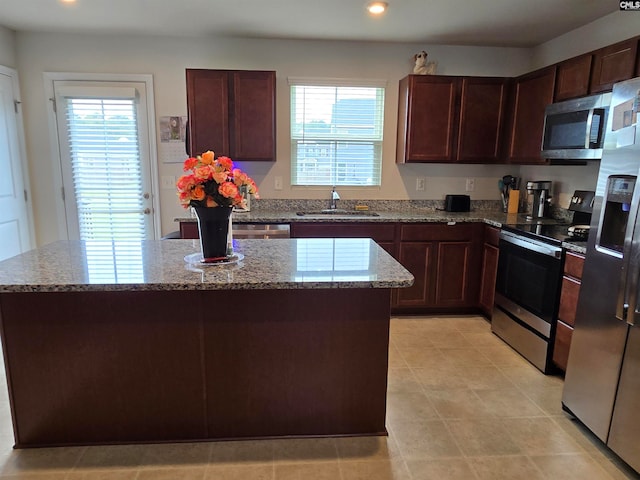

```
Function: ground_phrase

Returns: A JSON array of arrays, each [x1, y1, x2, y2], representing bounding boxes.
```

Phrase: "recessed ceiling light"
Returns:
[[366, 2, 388, 15], [60, 0, 77, 3]]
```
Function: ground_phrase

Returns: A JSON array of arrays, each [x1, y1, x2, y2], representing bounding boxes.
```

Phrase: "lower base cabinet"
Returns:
[[553, 251, 585, 372], [394, 223, 482, 313], [479, 226, 500, 317]]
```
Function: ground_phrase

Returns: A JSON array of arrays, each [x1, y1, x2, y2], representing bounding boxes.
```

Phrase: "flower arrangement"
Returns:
[[176, 150, 259, 209]]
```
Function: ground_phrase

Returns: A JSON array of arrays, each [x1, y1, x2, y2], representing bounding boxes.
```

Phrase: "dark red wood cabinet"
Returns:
[[505, 66, 556, 164], [479, 225, 500, 317], [590, 38, 638, 94], [554, 54, 593, 101], [553, 251, 585, 372], [394, 223, 482, 312], [186, 69, 276, 161], [396, 75, 507, 164]]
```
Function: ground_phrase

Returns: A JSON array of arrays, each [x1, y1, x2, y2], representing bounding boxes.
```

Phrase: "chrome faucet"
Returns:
[[330, 186, 340, 209]]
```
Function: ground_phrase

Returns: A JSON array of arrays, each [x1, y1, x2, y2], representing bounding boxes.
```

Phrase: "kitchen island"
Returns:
[[0, 239, 413, 448]]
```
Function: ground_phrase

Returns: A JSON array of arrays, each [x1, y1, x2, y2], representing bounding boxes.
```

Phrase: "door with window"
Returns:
[[53, 80, 156, 241], [0, 67, 33, 261]]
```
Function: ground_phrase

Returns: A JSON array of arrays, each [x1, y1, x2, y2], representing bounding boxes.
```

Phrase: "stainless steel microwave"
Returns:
[[541, 92, 611, 160]]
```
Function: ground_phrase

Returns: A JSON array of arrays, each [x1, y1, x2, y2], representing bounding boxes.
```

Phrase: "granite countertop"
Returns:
[[175, 209, 588, 254], [0, 239, 414, 293]]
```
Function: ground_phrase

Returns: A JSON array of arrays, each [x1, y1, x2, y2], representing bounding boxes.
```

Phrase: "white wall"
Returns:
[[0, 26, 16, 68], [11, 11, 640, 242], [15, 31, 530, 242]]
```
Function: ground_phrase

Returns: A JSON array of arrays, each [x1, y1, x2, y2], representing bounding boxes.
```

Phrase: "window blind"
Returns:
[[290, 81, 385, 186], [63, 97, 146, 241]]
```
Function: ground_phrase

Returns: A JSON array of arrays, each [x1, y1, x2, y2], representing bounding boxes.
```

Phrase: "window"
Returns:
[[290, 78, 385, 186]]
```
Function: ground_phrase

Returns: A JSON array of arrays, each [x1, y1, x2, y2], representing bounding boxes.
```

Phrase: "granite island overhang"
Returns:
[[0, 239, 413, 447]]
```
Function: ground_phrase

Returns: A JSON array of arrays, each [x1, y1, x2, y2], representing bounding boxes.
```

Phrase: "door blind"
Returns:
[[290, 81, 385, 186], [63, 97, 147, 241]]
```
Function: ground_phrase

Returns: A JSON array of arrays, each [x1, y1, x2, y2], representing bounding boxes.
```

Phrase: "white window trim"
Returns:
[[43, 72, 160, 240], [288, 77, 387, 188]]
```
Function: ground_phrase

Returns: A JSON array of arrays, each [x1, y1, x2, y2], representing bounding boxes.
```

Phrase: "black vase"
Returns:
[[193, 206, 233, 260]]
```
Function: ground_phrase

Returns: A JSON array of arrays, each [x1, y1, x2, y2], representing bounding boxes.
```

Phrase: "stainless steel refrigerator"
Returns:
[[563, 77, 640, 474]]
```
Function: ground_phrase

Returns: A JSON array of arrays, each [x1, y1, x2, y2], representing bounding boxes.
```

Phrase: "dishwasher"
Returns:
[[232, 223, 290, 239]]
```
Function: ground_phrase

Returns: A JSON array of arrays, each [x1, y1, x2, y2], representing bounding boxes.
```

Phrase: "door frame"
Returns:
[[44, 72, 160, 240], [0, 65, 35, 252]]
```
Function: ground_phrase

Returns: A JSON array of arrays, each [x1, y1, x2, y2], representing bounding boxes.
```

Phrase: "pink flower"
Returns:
[[217, 156, 234, 171], [183, 157, 199, 171]]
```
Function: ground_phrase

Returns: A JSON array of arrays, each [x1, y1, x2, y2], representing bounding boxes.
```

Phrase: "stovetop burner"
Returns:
[[501, 222, 588, 246]]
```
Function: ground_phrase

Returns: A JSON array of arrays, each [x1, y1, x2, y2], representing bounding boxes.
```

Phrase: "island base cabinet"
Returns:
[[0, 289, 391, 447]]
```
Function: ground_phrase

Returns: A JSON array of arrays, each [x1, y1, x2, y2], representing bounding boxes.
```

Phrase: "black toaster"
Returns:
[[444, 194, 471, 212]]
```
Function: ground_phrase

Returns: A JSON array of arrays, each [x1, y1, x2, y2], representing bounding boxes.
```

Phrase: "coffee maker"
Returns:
[[526, 181, 552, 220]]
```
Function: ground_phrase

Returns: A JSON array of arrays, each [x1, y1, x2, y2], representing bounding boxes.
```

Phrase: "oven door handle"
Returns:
[[499, 230, 562, 258]]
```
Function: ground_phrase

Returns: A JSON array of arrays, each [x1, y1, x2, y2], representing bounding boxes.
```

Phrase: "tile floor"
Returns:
[[0, 315, 638, 479]]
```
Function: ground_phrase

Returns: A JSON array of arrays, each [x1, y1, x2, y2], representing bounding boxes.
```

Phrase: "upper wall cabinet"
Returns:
[[554, 54, 592, 101], [589, 39, 638, 94], [506, 66, 556, 164], [186, 69, 276, 161], [396, 75, 507, 164]]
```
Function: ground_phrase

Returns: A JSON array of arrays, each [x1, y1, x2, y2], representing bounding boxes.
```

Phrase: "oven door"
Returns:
[[495, 230, 563, 328]]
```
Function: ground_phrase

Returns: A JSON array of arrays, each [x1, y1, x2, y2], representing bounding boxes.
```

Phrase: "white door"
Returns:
[[53, 80, 156, 241], [0, 68, 33, 261]]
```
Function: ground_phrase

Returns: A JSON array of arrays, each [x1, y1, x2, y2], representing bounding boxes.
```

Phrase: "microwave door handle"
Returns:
[[584, 109, 595, 149]]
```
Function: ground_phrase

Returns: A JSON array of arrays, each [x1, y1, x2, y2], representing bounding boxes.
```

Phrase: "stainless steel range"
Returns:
[[491, 190, 594, 373]]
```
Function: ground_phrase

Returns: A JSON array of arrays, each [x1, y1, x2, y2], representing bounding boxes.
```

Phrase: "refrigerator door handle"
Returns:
[[617, 185, 640, 325]]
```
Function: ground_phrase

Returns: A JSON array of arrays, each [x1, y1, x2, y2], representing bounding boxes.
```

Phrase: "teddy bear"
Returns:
[[413, 51, 437, 75]]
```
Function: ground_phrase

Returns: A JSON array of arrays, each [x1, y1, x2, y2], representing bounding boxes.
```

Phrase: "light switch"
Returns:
[[274, 176, 283, 190], [161, 176, 176, 189]]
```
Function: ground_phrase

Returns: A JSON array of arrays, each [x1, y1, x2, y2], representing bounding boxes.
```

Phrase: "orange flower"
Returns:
[[218, 181, 239, 199], [212, 171, 228, 184], [201, 150, 215, 165], [183, 157, 199, 171], [176, 174, 196, 192], [191, 184, 206, 201], [217, 156, 234, 171], [205, 196, 219, 207], [194, 166, 213, 181]]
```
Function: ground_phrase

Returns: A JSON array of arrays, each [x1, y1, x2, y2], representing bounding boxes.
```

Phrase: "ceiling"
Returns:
[[0, 0, 619, 48]]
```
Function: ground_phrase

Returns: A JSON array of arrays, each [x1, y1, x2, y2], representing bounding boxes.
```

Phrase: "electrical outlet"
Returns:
[[465, 178, 475, 192], [274, 176, 283, 190], [416, 177, 426, 191], [161, 175, 176, 189]]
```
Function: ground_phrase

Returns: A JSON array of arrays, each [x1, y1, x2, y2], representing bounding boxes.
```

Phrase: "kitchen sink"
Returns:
[[296, 210, 380, 217]]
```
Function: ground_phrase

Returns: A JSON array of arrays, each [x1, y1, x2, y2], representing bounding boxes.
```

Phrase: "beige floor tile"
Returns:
[[396, 346, 446, 369], [405, 458, 479, 480], [334, 435, 401, 462], [551, 414, 606, 455], [425, 388, 494, 419], [387, 343, 408, 368], [530, 453, 615, 480], [273, 462, 339, 480], [272, 438, 338, 464], [424, 332, 473, 348], [501, 417, 583, 455], [386, 391, 439, 423], [389, 420, 462, 461], [408, 317, 461, 334], [386, 368, 423, 393], [458, 365, 516, 391], [518, 384, 565, 416], [74, 445, 146, 470], [340, 459, 411, 480], [448, 316, 491, 333], [138, 466, 208, 479], [0, 473, 69, 479], [499, 364, 564, 389], [445, 418, 522, 456], [391, 333, 436, 349], [439, 348, 493, 368], [477, 345, 534, 367], [205, 464, 274, 480], [139, 442, 212, 468], [66, 470, 139, 480], [461, 331, 506, 348], [210, 439, 275, 465], [0, 447, 86, 476], [474, 389, 547, 417], [468, 455, 545, 480]]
